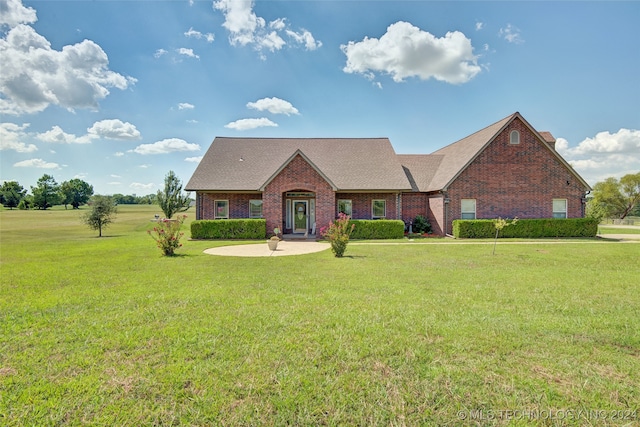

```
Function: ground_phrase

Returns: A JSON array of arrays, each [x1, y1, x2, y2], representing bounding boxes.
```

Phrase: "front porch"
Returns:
[[281, 233, 319, 241]]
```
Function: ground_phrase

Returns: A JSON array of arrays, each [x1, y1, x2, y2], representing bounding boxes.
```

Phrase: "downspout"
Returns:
[[582, 190, 591, 218], [443, 190, 451, 237]]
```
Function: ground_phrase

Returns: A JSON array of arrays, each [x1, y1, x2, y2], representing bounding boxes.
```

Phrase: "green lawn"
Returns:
[[598, 226, 640, 235], [1, 206, 639, 426]]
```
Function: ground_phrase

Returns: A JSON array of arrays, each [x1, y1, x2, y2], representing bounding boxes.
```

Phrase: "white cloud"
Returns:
[[13, 158, 59, 169], [184, 27, 214, 43], [37, 125, 93, 144], [247, 97, 299, 115], [0, 0, 37, 27], [475, 22, 484, 31], [341, 21, 481, 84], [87, 119, 141, 140], [0, 122, 37, 152], [286, 29, 322, 51], [110, 174, 122, 178], [114, 152, 124, 157], [0, 21, 135, 115], [129, 182, 154, 190], [224, 117, 278, 130], [213, 0, 320, 55], [185, 156, 203, 163], [499, 24, 524, 44], [563, 129, 640, 155], [178, 102, 195, 110], [556, 129, 640, 186], [176, 48, 199, 59], [131, 138, 200, 155], [154, 48, 168, 58]]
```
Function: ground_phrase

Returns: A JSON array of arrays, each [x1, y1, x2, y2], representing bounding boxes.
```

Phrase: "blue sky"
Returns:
[[1, 0, 639, 195]]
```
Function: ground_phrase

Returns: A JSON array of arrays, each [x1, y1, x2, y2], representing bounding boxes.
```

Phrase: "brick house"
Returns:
[[186, 112, 591, 236]]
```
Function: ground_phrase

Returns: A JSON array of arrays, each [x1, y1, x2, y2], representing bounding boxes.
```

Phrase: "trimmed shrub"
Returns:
[[412, 215, 432, 234], [350, 219, 405, 239], [453, 218, 599, 239], [191, 219, 266, 239]]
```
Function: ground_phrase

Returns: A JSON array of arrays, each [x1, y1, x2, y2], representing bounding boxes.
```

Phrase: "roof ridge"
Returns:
[[214, 136, 390, 140], [431, 112, 517, 153]]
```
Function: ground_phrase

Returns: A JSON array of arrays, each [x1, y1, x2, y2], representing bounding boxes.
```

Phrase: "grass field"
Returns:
[[1, 206, 639, 426]]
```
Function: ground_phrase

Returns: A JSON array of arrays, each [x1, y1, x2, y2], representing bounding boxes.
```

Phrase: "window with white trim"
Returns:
[[372, 200, 386, 219], [461, 199, 476, 219], [215, 200, 229, 219], [338, 199, 352, 216], [249, 200, 263, 218], [552, 199, 567, 218], [510, 130, 520, 144]]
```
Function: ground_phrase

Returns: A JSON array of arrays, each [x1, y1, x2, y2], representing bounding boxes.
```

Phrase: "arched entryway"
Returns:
[[284, 191, 316, 235]]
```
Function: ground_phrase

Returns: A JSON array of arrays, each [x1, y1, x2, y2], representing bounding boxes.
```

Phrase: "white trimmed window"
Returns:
[[215, 200, 229, 219], [461, 199, 476, 219], [510, 130, 520, 144], [552, 199, 567, 218], [338, 199, 352, 216], [372, 200, 386, 219], [249, 200, 263, 218]]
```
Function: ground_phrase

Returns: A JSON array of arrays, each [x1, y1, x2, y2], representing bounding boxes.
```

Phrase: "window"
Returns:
[[214, 200, 229, 219], [552, 199, 567, 218], [461, 199, 476, 219], [372, 200, 386, 219], [510, 130, 520, 144], [338, 199, 352, 216], [249, 200, 263, 218]]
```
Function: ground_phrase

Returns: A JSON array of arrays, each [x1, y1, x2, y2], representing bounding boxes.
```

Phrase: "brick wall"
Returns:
[[197, 192, 261, 219], [442, 117, 587, 234], [336, 192, 398, 220], [263, 154, 335, 234], [401, 192, 428, 223]]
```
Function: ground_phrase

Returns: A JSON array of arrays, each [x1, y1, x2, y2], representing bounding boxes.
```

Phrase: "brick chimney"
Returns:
[[539, 131, 556, 150]]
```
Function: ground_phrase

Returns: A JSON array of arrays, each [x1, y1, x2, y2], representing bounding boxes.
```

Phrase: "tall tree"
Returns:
[[82, 195, 117, 237], [0, 181, 27, 210], [591, 172, 640, 219], [31, 174, 61, 210], [60, 179, 94, 209], [156, 170, 191, 219]]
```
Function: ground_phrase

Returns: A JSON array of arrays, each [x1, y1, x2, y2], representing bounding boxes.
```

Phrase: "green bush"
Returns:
[[350, 219, 405, 239], [191, 219, 266, 239], [412, 215, 432, 234], [453, 218, 599, 238]]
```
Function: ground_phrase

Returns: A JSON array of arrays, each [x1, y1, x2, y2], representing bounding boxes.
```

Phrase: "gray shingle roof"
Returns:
[[186, 113, 591, 194], [185, 137, 412, 191], [425, 113, 515, 191]]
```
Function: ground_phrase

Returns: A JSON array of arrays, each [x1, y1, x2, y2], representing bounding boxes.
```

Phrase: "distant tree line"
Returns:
[[0, 174, 156, 210]]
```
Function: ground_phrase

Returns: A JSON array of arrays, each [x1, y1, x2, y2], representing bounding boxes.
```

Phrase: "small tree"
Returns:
[[148, 215, 187, 256], [320, 213, 355, 258], [82, 195, 117, 237], [0, 181, 27, 210], [492, 217, 518, 255], [156, 170, 191, 219]]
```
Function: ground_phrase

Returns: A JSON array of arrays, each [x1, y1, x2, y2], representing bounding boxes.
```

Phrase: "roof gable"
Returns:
[[260, 150, 337, 191], [424, 112, 590, 191]]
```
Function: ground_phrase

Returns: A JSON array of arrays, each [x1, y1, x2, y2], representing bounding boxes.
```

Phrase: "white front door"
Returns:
[[293, 200, 308, 233]]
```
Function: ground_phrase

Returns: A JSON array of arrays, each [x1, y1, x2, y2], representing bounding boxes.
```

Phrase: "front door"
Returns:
[[293, 200, 308, 233]]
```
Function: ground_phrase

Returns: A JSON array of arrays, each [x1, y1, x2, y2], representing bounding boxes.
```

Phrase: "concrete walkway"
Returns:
[[203, 240, 330, 257], [203, 227, 639, 257]]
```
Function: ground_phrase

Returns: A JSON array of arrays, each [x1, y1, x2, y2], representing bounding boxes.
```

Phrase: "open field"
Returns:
[[1, 206, 639, 425]]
